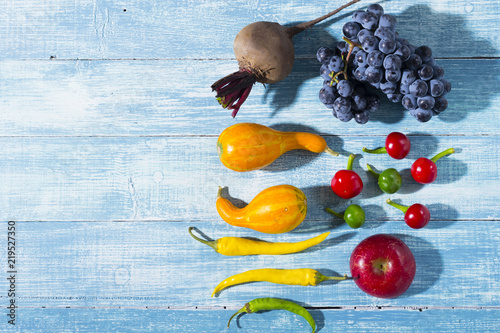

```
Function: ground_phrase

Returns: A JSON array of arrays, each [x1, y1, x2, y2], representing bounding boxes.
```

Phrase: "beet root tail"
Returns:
[[211, 69, 257, 117]]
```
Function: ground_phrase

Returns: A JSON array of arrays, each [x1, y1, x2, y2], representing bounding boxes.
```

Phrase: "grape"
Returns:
[[361, 11, 378, 30], [355, 50, 368, 67], [328, 55, 345, 72], [375, 27, 395, 40], [380, 81, 397, 94], [394, 45, 411, 62], [365, 66, 383, 84], [354, 110, 371, 124], [412, 107, 433, 122], [383, 54, 402, 70], [409, 79, 428, 97], [418, 64, 434, 81], [333, 97, 352, 114], [402, 94, 417, 110], [429, 79, 444, 97], [433, 96, 448, 113], [337, 80, 354, 97], [357, 29, 373, 44], [365, 94, 380, 112], [352, 93, 367, 111], [367, 51, 384, 68], [352, 10, 367, 24], [317, 47, 334, 63], [316, 4, 450, 123], [379, 14, 397, 30], [343, 22, 361, 39], [440, 78, 452, 94], [353, 66, 367, 81], [401, 69, 416, 85], [387, 93, 403, 103], [405, 54, 422, 70], [386, 69, 401, 82], [385, 69, 401, 82], [362, 36, 380, 53], [320, 64, 332, 80], [415, 46, 432, 62], [379, 38, 397, 54], [399, 84, 410, 95], [432, 65, 445, 79], [319, 86, 337, 105], [417, 95, 435, 110], [366, 4, 384, 17]]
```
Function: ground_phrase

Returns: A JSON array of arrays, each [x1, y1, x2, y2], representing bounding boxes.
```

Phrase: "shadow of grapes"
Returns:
[[262, 4, 498, 123]]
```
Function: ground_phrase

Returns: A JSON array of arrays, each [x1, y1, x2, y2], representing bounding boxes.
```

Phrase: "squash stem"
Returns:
[[217, 186, 224, 199], [324, 146, 340, 157], [188, 227, 218, 252]]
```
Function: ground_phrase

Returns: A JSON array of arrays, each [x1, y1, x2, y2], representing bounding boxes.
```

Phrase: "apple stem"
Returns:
[[430, 148, 455, 164], [366, 163, 380, 178], [325, 207, 344, 220], [386, 198, 408, 214], [346, 154, 356, 171]]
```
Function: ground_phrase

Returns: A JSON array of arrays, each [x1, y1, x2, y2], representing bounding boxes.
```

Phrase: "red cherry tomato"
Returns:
[[331, 170, 363, 199], [405, 204, 431, 229], [411, 157, 437, 184], [331, 154, 363, 199], [385, 132, 411, 159]]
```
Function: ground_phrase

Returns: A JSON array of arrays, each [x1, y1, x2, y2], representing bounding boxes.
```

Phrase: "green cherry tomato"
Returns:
[[326, 205, 365, 229], [366, 164, 403, 194], [344, 204, 365, 228], [378, 168, 403, 194]]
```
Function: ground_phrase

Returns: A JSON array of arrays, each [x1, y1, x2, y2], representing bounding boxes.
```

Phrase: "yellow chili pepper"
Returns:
[[188, 227, 329, 256], [212, 268, 349, 297]]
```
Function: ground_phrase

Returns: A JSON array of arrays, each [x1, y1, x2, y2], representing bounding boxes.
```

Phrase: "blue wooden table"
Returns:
[[0, 0, 499, 332]]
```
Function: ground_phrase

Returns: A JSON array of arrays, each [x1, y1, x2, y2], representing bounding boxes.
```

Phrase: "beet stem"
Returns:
[[286, 0, 361, 38]]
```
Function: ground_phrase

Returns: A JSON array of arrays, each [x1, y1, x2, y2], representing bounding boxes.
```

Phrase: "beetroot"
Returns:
[[211, 0, 361, 117]]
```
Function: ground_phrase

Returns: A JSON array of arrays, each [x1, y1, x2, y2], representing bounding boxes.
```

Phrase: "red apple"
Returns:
[[350, 234, 416, 298]]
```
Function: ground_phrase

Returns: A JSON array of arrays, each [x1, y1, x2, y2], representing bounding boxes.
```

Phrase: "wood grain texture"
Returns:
[[8, 308, 500, 332], [0, 0, 498, 331], [0, 0, 497, 59]]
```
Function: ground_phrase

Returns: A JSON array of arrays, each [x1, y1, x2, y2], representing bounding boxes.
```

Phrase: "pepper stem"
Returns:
[[386, 199, 408, 214], [346, 154, 356, 171], [430, 148, 455, 164], [315, 272, 351, 284], [188, 227, 218, 252], [325, 207, 344, 220], [366, 163, 380, 178], [362, 146, 387, 154], [227, 307, 247, 328]]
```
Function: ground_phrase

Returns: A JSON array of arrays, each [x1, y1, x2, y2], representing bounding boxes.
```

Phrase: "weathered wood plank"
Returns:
[[0, 0, 497, 59], [7, 307, 500, 332], [1, 220, 498, 308], [0, 135, 496, 222], [0, 59, 498, 136]]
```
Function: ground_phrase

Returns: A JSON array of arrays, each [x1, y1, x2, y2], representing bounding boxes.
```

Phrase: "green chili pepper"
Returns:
[[228, 297, 316, 333]]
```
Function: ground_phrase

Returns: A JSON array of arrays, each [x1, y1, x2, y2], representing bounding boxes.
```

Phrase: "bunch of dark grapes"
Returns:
[[317, 3, 451, 123]]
